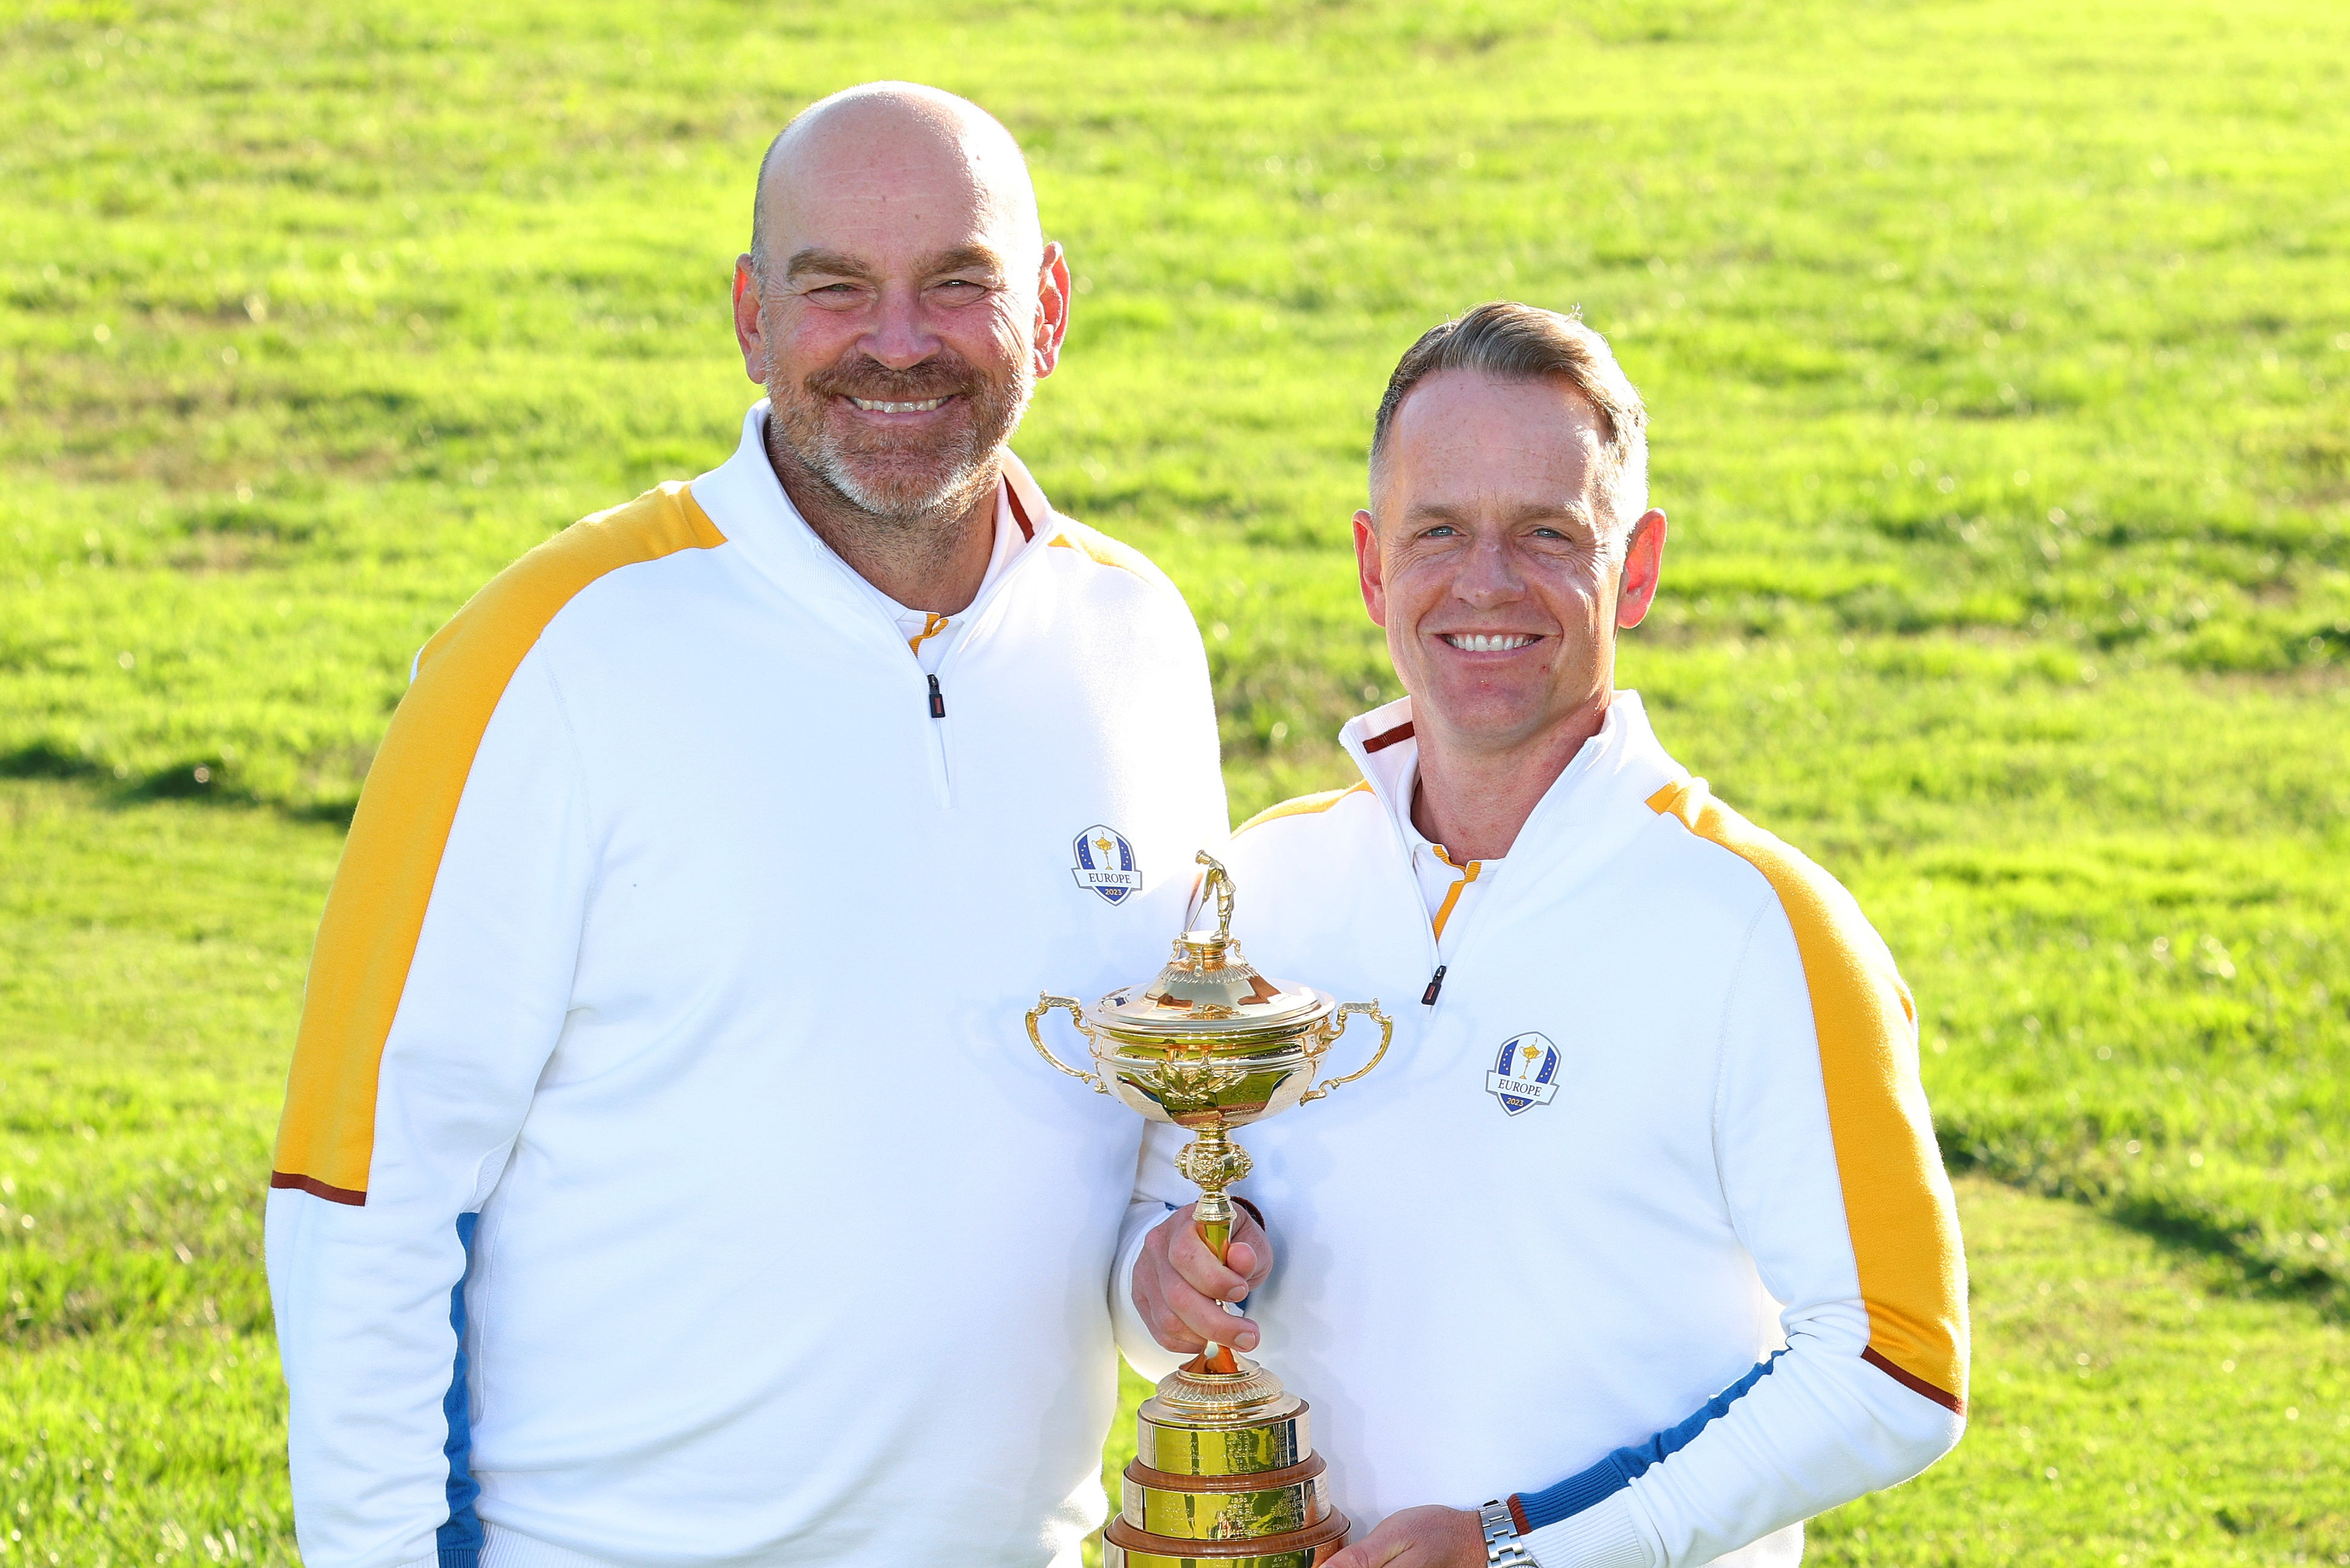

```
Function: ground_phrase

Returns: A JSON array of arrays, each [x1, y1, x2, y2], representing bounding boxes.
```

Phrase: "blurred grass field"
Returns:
[[2, 0, 2346, 1561]]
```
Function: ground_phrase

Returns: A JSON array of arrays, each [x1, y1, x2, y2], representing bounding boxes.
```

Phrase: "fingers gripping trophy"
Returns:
[[1029, 853, 1393, 1568]]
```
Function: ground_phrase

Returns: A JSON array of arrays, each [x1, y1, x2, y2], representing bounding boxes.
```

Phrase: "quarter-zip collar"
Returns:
[[1337, 691, 1686, 936], [686, 401, 1072, 808]]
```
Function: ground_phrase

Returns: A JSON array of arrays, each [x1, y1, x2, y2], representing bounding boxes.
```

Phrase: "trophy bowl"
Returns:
[[1099, 1034, 1324, 1131], [1028, 853, 1390, 1567]]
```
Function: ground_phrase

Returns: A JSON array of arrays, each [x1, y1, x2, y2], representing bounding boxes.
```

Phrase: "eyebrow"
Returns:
[[926, 243, 1010, 278], [1405, 498, 1593, 525], [784, 248, 876, 283], [783, 244, 1009, 284]]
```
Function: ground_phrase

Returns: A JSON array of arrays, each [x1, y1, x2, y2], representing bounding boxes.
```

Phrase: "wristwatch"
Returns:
[[1480, 1499, 1536, 1567]]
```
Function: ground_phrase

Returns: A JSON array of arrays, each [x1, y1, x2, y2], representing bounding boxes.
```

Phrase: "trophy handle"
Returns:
[[1299, 1000, 1393, 1103], [1027, 994, 1109, 1094]]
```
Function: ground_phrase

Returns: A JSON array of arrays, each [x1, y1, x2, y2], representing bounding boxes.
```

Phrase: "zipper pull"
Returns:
[[1421, 964, 1447, 1006], [927, 673, 945, 719]]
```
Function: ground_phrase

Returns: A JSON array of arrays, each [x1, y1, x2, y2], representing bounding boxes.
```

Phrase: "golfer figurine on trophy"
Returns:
[[1029, 853, 1392, 1568]]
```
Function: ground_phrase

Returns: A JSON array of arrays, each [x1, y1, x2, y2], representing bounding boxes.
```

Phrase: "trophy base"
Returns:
[[1139, 1355, 1310, 1476], [1112, 1355, 1347, 1563], [1139, 1399, 1314, 1479], [1145, 1352, 1301, 1426], [1122, 1455, 1329, 1540], [1103, 1511, 1351, 1567]]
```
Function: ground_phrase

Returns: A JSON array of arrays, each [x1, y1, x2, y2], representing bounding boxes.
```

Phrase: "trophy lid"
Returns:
[[1086, 854, 1331, 1041]]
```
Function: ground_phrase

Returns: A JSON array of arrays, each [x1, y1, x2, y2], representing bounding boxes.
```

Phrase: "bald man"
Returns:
[[265, 83, 1228, 1568]]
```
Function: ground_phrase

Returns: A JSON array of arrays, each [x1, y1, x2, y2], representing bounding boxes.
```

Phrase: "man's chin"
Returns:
[[824, 455, 990, 520], [768, 389, 1010, 521], [1408, 680, 1592, 750]]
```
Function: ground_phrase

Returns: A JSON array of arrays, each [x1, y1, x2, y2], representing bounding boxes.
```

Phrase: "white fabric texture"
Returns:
[[478, 1529, 617, 1568], [473, 1520, 1098, 1568], [269, 403, 1228, 1568], [1522, 1496, 1802, 1567], [1112, 694, 1963, 1566], [1524, 1490, 1655, 1568]]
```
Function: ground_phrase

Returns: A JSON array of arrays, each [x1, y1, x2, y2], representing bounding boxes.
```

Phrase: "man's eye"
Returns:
[[1422, 524, 1460, 538], [935, 279, 988, 296]]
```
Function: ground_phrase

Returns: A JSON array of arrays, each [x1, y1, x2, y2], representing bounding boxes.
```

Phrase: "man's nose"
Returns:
[[1454, 536, 1524, 604], [862, 282, 941, 370]]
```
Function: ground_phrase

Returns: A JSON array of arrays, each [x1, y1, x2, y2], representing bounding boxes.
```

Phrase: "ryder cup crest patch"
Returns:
[[1486, 1032, 1562, 1115], [1071, 824, 1143, 905]]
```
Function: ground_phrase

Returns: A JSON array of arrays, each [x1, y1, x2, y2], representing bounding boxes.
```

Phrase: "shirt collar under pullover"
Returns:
[[1341, 691, 1671, 948], [878, 487, 1022, 674]]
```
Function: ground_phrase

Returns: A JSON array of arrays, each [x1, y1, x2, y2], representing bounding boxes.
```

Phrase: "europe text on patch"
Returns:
[[1072, 824, 1143, 905], [1486, 1031, 1562, 1115]]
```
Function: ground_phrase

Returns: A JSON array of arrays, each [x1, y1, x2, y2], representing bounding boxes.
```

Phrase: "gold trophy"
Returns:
[[1029, 853, 1393, 1568]]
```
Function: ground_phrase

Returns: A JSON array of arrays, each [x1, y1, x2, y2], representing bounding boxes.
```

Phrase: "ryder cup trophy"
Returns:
[[1028, 853, 1392, 1568]]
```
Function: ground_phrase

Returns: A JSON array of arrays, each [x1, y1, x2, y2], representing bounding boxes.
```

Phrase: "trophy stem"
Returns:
[[1176, 1121, 1254, 1377], [1196, 1190, 1234, 1266], [1195, 1189, 1240, 1376]]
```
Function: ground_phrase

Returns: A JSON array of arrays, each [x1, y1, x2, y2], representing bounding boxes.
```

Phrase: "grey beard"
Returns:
[[765, 359, 1033, 532], [800, 425, 999, 528]]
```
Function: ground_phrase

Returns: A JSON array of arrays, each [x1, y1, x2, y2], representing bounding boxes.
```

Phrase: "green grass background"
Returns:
[[2, 0, 2345, 1561]]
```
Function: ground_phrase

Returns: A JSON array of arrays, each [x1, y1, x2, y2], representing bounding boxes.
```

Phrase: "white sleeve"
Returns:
[[1110, 1117, 1201, 1384], [1522, 901, 1967, 1568], [266, 647, 592, 1568]]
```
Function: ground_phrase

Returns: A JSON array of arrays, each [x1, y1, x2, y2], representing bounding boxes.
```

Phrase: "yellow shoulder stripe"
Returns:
[[1647, 776, 1969, 1414], [1234, 780, 1372, 836], [1046, 519, 1152, 577], [271, 483, 726, 1206]]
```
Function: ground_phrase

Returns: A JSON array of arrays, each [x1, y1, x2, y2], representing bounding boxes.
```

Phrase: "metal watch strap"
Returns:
[[1480, 1499, 1537, 1567]]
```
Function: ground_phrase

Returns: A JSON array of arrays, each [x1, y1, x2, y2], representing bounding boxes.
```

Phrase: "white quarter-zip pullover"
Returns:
[[268, 403, 1228, 1568], [1114, 695, 1965, 1568]]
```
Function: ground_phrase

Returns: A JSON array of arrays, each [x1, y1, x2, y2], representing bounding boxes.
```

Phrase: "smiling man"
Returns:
[[1115, 303, 1968, 1567], [266, 84, 1227, 1568]]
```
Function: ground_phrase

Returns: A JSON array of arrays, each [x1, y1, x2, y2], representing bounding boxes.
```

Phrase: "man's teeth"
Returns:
[[849, 397, 947, 413], [1447, 633, 1536, 652]]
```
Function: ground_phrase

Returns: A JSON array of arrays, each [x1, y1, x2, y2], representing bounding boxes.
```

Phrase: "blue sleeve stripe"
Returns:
[[1513, 1351, 1784, 1532], [438, 1212, 485, 1568]]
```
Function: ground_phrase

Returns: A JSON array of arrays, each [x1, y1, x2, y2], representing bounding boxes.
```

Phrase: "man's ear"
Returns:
[[1354, 510, 1389, 629], [1616, 509, 1668, 629], [1033, 242, 1071, 379], [732, 256, 767, 386]]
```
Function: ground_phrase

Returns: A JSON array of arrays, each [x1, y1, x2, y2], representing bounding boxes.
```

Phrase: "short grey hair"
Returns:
[[1368, 301, 1650, 530]]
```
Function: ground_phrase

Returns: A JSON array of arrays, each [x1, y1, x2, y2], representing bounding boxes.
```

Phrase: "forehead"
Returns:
[[1384, 371, 1604, 504], [765, 113, 1032, 272]]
